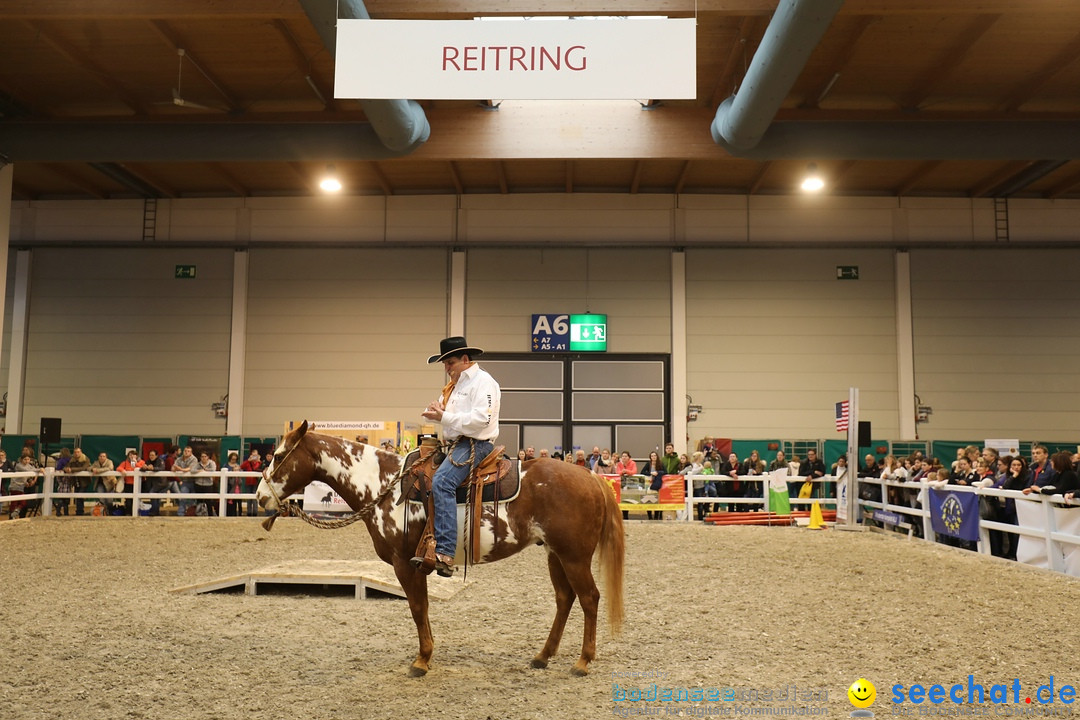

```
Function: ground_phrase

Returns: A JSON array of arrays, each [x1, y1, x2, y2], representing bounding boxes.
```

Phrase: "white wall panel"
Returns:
[[910, 248, 1080, 440], [685, 248, 899, 440], [243, 248, 449, 437], [465, 247, 671, 354], [21, 247, 233, 435]]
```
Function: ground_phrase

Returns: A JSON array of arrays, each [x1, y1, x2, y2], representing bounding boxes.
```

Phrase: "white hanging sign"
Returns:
[[334, 18, 696, 100]]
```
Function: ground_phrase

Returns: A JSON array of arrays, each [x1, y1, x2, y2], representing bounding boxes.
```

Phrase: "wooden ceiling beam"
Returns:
[[565, 161, 574, 193], [999, 29, 1080, 112], [204, 162, 250, 196], [968, 161, 1032, 198], [119, 163, 177, 197], [629, 160, 644, 194], [286, 161, 314, 191], [370, 161, 393, 195], [799, 15, 878, 109], [41, 163, 108, 198], [709, 16, 761, 108], [495, 161, 508, 194], [1046, 166, 1080, 199], [447, 161, 464, 194], [674, 160, 691, 194], [271, 18, 336, 112], [898, 13, 1001, 111], [25, 20, 148, 115], [361, 1, 1073, 17], [747, 161, 772, 194], [10, 182, 36, 201], [894, 160, 943, 196], [148, 20, 244, 113], [0, 1, 308, 19]]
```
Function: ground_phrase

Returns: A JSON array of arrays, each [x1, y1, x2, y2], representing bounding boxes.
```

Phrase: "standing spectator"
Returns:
[[524, 446, 536, 461], [539, 449, 550, 458], [769, 450, 788, 473], [194, 451, 218, 516], [240, 449, 263, 517], [90, 452, 116, 513], [65, 447, 92, 515], [172, 446, 199, 516], [614, 451, 637, 478], [115, 449, 146, 515], [720, 452, 743, 511], [53, 448, 73, 516], [640, 451, 665, 520], [742, 449, 766, 510], [516, 449, 527, 462], [684, 451, 705, 477], [798, 448, 826, 500], [1039, 452, 1080, 496], [225, 451, 242, 516], [996, 456, 1029, 560], [950, 456, 976, 485], [573, 449, 588, 467], [858, 453, 882, 505], [1023, 445, 1057, 494], [586, 446, 601, 470], [594, 448, 616, 474], [144, 449, 169, 516], [661, 443, 680, 475]]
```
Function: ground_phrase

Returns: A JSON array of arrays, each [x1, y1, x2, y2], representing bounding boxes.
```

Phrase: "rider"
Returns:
[[416, 336, 501, 577]]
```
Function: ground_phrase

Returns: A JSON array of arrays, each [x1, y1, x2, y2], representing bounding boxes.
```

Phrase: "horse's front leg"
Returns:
[[391, 555, 434, 676]]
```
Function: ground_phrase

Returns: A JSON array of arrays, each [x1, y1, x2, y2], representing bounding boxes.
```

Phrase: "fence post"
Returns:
[[42, 467, 54, 517], [1043, 497, 1063, 573], [218, 470, 228, 517], [131, 470, 142, 516], [920, 483, 934, 541]]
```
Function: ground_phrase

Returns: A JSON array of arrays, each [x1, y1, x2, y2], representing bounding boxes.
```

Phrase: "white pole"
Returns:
[[840, 386, 864, 531]]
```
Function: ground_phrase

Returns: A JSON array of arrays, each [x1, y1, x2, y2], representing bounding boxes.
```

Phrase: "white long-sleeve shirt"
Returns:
[[438, 363, 501, 441]]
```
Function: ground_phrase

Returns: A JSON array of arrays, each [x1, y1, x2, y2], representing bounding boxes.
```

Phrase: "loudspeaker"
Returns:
[[40, 417, 62, 444], [857, 421, 871, 448]]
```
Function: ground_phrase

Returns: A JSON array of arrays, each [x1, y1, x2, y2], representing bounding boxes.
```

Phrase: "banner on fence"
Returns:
[[928, 488, 980, 541], [303, 481, 351, 513], [768, 469, 791, 514], [659, 475, 685, 504]]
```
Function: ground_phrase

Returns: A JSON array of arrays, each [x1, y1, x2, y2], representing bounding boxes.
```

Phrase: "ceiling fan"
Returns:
[[163, 48, 227, 112]]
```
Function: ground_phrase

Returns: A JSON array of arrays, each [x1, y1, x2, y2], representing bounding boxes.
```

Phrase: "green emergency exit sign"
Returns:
[[569, 313, 607, 352], [836, 265, 859, 280], [175, 265, 197, 279]]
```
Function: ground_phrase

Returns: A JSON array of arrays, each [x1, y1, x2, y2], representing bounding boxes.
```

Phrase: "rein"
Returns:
[[261, 442, 404, 532]]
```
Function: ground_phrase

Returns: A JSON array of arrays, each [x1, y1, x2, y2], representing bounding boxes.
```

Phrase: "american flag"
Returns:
[[835, 401, 850, 432]]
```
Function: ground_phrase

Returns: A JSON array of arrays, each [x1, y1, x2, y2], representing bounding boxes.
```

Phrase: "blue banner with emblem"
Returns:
[[928, 488, 980, 541]]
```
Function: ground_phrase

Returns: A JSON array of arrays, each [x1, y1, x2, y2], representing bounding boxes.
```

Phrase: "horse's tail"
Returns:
[[593, 472, 625, 636]]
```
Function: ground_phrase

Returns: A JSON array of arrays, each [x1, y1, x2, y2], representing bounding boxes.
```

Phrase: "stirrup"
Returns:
[[434, 554, 455, 578]]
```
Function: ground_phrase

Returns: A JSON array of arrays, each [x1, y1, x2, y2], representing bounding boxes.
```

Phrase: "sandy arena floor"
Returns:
[[1, 516, 1077, 720]]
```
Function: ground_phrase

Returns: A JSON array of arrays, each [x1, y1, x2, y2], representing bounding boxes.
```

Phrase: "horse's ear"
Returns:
[[297, 420, 309, 438]]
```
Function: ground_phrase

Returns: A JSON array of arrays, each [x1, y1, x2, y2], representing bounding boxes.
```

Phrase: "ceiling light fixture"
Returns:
[[801, 163, 825, 192], [319, 165, 342, 193]]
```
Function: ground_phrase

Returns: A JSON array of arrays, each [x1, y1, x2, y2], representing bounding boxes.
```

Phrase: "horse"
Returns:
[[255, 420, 625, 677]]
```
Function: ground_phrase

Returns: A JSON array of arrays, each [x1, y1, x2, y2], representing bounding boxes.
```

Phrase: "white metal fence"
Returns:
[[0, 468, 272, 518]]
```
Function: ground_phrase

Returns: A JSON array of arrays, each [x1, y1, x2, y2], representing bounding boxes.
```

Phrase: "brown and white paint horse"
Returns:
[[256, 421, 625, 677]]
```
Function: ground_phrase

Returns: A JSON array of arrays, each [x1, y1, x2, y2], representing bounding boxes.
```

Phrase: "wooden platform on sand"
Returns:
[[170, 559, 469, 600]]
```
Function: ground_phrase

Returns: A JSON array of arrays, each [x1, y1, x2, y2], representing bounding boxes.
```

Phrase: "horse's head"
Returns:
[[256, 420, 317, 528]]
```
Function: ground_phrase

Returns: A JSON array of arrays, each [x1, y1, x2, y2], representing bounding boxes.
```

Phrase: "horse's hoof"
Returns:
[[408, 664, 428, 677], [530, 657, 548, 669], [570, 665, 590, 677]]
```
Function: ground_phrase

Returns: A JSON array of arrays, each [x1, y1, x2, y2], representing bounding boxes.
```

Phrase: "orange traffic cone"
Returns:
[[807, 501, 826, 530]]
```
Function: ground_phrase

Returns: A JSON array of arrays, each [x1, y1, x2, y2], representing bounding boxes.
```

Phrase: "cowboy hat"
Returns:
[[427, 336, 484, 364]]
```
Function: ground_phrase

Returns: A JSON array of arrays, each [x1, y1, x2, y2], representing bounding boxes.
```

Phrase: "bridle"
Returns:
[[260, 437, 409, 532]]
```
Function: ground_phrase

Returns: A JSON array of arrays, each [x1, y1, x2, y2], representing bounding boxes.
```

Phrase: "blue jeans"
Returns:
[[432, 439, 493, 559]]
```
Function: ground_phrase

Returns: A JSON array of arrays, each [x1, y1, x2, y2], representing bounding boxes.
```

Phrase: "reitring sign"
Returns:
[[335, 18, 696, 100]]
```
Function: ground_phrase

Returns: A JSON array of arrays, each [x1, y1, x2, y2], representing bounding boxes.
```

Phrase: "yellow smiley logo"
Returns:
[[848, 678, 876, 709]]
